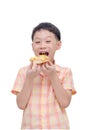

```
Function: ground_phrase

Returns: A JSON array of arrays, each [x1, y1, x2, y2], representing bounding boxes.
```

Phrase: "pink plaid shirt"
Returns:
[[11, 64, 76, 129]]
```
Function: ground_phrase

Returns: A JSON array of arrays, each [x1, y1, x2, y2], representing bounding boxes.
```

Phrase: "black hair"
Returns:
[[31, 22, 61, 41]]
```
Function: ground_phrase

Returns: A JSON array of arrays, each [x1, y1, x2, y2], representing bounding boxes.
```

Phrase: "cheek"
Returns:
[[50, 45, 57, 51], [32, 45, 38, 51]]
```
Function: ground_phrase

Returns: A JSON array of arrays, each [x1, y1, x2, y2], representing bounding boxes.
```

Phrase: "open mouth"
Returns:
[[39, 52, 49, 56]]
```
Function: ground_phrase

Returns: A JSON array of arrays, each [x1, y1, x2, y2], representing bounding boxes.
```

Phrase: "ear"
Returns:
[[32, 42, 34, 51], [56, 41, 62, 50]]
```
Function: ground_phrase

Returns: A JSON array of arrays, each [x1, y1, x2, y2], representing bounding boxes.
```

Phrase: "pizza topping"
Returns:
[[30, 54, 49, 64]]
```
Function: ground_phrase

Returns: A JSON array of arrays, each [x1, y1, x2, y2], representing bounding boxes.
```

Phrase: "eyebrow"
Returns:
[[34, 36, 53, 40]]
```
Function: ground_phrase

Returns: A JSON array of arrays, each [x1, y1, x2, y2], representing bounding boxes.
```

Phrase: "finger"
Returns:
[[42, 63, 46, 71], [29, 62, 33, 69], [48, 61, 53, 66], [37, 64, 41, 71], [32, 62, 38, 69], [46, 62, 56, 71], [45, 62, 50, 69]]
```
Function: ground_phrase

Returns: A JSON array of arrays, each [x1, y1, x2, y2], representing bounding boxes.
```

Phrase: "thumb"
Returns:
[[29, 62, 33, 69]]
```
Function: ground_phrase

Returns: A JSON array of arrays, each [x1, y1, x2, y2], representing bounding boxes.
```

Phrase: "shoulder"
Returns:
[[18, 65, 30, 74], [55, 64, 73, 76]]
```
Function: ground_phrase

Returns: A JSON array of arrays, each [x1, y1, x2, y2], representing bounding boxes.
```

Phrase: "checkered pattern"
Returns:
[[11, 65, 76, 129]]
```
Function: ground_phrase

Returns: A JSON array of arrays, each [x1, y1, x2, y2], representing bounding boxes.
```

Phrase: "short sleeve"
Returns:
[[11, 68, 26, 95], [63, 69, 76, 95]]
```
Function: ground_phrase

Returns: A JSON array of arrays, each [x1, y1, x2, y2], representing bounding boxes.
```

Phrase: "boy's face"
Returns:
[[32, 29, 61, 62]]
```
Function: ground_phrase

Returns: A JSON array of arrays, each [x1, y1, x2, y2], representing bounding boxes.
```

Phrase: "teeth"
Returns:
[[39, 52, 49, 56], [39, 52, 42, 55]]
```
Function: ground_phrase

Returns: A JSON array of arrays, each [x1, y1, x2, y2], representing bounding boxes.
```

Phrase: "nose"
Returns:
[[40, 42, 46, 49]]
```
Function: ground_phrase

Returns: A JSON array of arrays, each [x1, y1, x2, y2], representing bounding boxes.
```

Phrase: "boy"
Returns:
[[11, 22, 76, 129]]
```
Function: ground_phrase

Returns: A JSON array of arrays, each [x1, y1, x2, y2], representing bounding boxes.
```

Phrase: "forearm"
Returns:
[[50, 74, 72, 108], [16, 77, 33, 110]]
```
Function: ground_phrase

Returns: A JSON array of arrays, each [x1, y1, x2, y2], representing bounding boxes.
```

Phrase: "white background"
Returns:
[[0, 0, 86, 129]]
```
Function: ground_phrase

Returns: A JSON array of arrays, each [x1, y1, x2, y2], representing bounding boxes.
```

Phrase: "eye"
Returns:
[[35, 41, 40, 44], [46, 40, 51, 43]]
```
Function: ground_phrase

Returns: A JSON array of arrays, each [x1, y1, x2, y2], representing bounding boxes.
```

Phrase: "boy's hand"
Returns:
[[41, 61, 57, 79], [27, 63, 41, 79]]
